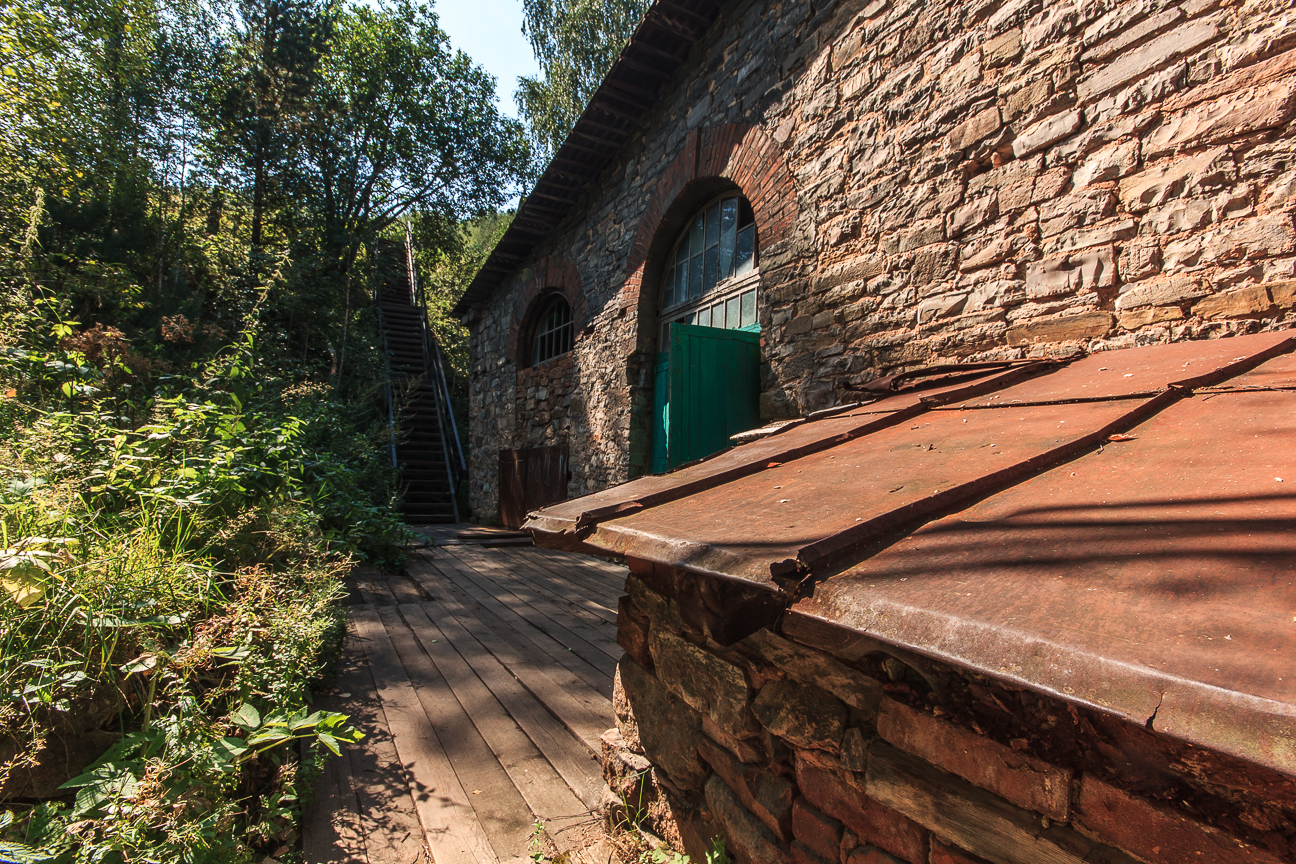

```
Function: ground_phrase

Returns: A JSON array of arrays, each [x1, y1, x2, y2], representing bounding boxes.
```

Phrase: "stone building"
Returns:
[[455, 0, 1296, 525], [455, 0, 1296, 860]]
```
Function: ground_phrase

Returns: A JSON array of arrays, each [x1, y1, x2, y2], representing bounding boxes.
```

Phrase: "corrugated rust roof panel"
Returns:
[[585, 396, 1162, 583], [790, 386, 1296, 775], [526, 330, 1296, 776], [948, 329, 1296, 408], [526, 362, 1057, 536]]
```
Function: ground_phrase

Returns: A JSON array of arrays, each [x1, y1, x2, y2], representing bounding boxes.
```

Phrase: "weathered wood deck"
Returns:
[[302, 528, 626, 864]]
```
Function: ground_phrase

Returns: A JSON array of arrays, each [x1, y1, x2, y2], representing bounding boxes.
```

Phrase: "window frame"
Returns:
[[659, 193, 759, 344], [528, 292, 574, 367]]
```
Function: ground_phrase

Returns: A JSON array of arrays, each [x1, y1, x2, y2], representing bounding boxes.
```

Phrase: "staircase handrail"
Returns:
[[404, 224, 463, 521], [403, 224, 468, 476], [373, 277, 399, 470]]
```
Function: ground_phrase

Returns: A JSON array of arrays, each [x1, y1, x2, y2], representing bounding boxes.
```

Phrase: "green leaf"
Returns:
[[316, 732, 341, 757], [231, 702, 260, 730]]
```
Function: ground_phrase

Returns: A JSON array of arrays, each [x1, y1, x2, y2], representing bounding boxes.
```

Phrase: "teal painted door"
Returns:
[[664, 323, 761, 469], [651, 352, 670, 474]]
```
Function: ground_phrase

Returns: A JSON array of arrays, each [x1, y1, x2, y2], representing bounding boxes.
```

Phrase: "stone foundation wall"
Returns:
[[467, 0, 1296, 521], [605, 560, 1296, 864]]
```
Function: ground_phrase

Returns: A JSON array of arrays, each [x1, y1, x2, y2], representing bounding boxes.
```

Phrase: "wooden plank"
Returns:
[[468, 546, 618, 625], [511, 548, 621, 616], [408, 556, 613, 701], [440, 546, 622, 663], [509, 545, 622, 603], [386, 571, 426, 605], [350, 607, 498, 864], [398, 601, 605, 810], [304, 627, 428, 864], [353, 565, 397, 605], [302, 733, 364, 864], [412, 550, 617, 682], [407, 593, 611, 754], [544, 546, 628, 578], [397, 602, 592, 823], [520, 545, 626, 596], [375, 607, 533, 860]]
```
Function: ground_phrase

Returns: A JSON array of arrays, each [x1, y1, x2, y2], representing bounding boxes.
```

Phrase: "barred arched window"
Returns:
[[529, 293, 574, 366]]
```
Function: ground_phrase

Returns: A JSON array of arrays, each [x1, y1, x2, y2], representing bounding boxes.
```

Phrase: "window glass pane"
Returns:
[[696, 305, 710, 328], [704, 247, 719, 294], [689, 213, 705, 257], [705, 202, 720, 248], [663, 266, 675, 308], [676, 240, 689, 266], [741, 289, 756, 327], [675, 262, 687, 305], [719, 198, 738, 278], [738, 196, 755, 228], [735, 224, 755, 275], [688, 253, 703, 297], [726, 296, 740, 329]]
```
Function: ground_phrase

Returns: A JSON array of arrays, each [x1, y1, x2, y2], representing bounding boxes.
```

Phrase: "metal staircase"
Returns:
[[374, 233, 465, 524]]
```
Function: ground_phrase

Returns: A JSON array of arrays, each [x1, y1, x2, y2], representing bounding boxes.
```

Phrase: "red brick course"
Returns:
[[504, 255, 587, 364], [1072, 775, 1285, 864], [795, 759, 928, 864], [620, 122, 797, 314], [929, 839, 991, 864], [876, 699, 1071, 821], [792, 797, 844, 862], [846, 845, 909, 864]]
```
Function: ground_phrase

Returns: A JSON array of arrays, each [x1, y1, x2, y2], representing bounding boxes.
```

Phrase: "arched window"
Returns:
[[529, 293, 573, 366], [660, 194, 758, 337]]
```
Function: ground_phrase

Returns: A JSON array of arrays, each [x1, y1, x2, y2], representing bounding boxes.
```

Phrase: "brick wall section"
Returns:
[[604, 561, 1296, 864], [467, 0, 1296, 520]]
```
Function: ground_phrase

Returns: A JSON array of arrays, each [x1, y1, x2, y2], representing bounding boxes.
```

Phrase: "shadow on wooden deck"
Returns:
[[302, 530, 627, 864]]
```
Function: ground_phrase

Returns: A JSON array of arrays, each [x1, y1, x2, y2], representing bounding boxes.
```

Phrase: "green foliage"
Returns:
[[517, 0, 649, 164], [0, 1, 532, 859], [302, 0, 531, 276]]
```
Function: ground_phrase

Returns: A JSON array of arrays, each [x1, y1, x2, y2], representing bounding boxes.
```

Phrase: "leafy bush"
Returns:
[[0, 300, 405, 862]]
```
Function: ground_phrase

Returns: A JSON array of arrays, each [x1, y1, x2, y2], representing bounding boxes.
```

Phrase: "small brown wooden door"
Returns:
[[498, 444, 569, 529]]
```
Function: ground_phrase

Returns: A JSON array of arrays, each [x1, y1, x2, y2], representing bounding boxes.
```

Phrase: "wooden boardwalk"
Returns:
[[303, 530, 627, 864]]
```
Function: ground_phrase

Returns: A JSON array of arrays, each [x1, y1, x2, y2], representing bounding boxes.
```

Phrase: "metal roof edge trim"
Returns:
[[783, 604, 1296, 779], [453, 0, 727, 318]]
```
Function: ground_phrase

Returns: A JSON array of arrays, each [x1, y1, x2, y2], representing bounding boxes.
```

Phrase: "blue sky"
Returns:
[[434, 0, 542, 118]]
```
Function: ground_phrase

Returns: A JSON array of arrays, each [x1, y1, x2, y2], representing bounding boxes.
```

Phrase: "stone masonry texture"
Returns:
[[606, 564, 1296, 864], [463, 0, 1296, 525]]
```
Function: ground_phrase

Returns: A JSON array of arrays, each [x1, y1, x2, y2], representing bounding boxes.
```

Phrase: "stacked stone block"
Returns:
[[466, 0, 1296, 522], [605, 561, 1296, 864]]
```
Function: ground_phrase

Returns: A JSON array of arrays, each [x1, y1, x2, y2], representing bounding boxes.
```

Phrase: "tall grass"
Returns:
[[0, 312, 400, 862]]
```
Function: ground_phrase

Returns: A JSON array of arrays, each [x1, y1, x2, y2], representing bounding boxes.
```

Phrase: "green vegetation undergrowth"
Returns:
[[0, 300, 405, 864]]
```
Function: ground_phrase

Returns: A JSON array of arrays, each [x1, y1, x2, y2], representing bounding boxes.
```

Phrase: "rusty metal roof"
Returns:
[[525, 330, 1296, 776], [453, 0, 727, 317]]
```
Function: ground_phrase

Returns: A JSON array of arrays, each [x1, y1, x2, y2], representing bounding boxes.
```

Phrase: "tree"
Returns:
[[515, 0, 648, 165], [204, 0, 332, 251], [298, 0, 530, 280]]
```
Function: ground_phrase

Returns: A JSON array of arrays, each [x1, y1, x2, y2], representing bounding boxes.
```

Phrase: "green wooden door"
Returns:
[[664, 323, 761, 469], [651, 352, 670, 474]]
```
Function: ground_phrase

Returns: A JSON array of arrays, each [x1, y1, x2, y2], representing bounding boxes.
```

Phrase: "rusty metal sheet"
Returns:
[[1203, 339, 1296, 391], [791, 388, 1296, 778], [946, 329, 1296, 408], [584, 396, 1161, 584], [524, 363, 1055, 536]]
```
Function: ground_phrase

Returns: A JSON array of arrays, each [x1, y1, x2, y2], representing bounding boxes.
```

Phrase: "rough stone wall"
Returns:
[[607, 559, 1296, 864], [466, 0, 1296, 521]]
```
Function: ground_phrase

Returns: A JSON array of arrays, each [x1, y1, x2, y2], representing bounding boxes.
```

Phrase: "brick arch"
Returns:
[[620, 122, 799, 331], [506, 255, 588, 364]]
